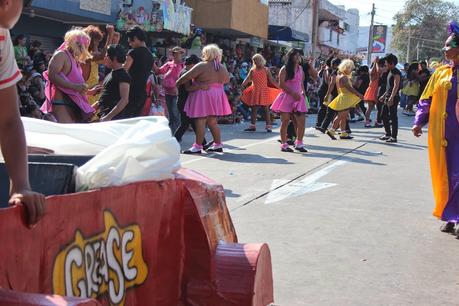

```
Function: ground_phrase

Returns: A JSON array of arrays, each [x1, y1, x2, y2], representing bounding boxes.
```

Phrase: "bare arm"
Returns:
[[185, 81, 207, 92], [308, 64, 319, 81], [101, 82, 130, 121], [390, 74, 401, 100], [241, 69, 253, 87], [176, 63, 202, 86], [48, 52, 81, 91], [0, 85, 45, 225], [279, 67, 299, 98], [325, 74, 336, 100], [124, 55, 133, 72], [267, 68, 279, 88], [340, 76, 364, 99]]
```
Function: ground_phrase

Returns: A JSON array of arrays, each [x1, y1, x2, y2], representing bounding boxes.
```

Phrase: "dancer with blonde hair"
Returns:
[[241, 53, 280, 132], [325, 59, 364, 140], [41, 28, 95, 123], [177, 44, 232, 154]]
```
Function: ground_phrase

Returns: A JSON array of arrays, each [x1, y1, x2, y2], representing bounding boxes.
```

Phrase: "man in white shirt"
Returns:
[[0, 0, 45, 226]]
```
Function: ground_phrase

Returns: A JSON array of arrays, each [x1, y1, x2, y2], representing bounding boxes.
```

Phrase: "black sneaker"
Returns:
[[385, 137, 397, 143], [183, 148, 202, 154], [202, 141, 214, 151], [441, 222, 456, 233], [379, 135, 390, 141], [295, 146, 308, 152], [244, 127, 256, 132], [281, 147, 294, 152]]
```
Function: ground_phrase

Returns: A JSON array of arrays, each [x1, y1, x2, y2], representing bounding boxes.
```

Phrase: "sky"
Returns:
[[330, 0, 459, 26], [329, 0, 407, 26]]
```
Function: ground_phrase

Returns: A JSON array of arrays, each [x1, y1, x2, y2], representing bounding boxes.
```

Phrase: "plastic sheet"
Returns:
[[76, 120, 180, 190], [18, 117, 181, 190]]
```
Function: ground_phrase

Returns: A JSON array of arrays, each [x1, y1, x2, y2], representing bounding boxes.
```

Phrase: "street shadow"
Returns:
[[224, 189, 241, 198], [297, 151, 386, 166], [204, 152, 294, 165], [354, 139, 427, 150]]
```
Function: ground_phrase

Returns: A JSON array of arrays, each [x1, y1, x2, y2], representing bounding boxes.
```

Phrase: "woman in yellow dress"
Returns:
[[326, 59, 364, 140], [82, 25, 119, 107]]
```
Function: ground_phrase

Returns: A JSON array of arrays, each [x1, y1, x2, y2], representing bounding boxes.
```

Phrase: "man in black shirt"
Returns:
[[379, 53, 401, 143], [97, 45, 131, 121], [174, 55, 207, 146], [123, 26, 153, 118]]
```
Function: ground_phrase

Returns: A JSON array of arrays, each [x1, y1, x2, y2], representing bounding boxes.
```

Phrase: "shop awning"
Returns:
[[268, 25, 309, 42]]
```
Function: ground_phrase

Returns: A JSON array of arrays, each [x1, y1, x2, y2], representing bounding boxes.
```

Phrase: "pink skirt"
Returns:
[[184, 83, 232, 118], [270, 92, 307, 113]]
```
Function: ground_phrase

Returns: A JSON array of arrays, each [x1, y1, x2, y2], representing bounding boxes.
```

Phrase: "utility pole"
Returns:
[[406, 29, 411, 63], [366, 3, 375, 65], [416, 41, 420, 61], [311, 0, 319, 58]]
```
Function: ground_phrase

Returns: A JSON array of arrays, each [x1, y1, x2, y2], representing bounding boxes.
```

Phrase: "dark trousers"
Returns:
[[316, 104, 328, 127], [174, 100, 207, 145], [350, 101, 367, 118], [382, 101, 399, 138], [376, 102, 383, 123], [320, 107, 337, 130]]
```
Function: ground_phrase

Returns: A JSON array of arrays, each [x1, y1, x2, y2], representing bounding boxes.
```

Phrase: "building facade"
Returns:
[[184, 0, 269, 39], [268, 0, 312, 50], [317, 0, 359, 56]]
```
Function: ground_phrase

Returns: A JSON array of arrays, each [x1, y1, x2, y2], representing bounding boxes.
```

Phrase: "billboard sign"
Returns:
[[372, 25, 387, 53]]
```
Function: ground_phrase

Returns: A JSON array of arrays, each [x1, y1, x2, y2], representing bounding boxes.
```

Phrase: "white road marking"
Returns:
[[181, 136, 279, 165], [264, 160, 347, 204]]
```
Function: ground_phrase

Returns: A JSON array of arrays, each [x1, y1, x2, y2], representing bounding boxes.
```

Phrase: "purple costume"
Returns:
[[415, 66, 459, 221]]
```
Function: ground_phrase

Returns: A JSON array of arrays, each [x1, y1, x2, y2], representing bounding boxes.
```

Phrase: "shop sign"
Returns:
[[116, 0, 191, 35]]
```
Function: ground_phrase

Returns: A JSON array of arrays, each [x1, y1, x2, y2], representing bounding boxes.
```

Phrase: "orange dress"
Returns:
[[241, 68, 280, 106]]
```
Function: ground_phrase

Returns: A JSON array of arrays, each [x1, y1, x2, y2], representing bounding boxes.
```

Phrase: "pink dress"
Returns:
[[41, 50, 95, 120], [184, 61, 232, 118], [271, 67, 307, 113]]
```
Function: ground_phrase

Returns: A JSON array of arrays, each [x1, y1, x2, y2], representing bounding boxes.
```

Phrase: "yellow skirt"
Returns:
[[328, 93, 361, 111]]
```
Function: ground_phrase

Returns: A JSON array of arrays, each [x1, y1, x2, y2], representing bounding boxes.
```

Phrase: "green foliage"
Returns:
[[392, 0, 458, 63]]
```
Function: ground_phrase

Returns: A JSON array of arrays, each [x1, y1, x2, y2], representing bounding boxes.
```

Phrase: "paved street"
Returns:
[[180, 113, 459, 306]]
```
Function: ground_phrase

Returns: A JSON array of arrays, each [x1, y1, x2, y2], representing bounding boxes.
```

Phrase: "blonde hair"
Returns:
[[64, 28, 92, 64], [202, 44, 222, 62], [338, 59, 355, 75], [252, 54, 266, 68]]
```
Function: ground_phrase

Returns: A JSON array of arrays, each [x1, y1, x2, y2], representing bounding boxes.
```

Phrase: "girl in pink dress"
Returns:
[[271, 49, 308, 152], [176, 44, 231, 154]]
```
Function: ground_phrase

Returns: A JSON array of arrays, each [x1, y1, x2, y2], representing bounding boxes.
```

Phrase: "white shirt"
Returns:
[[0, 28, 22, 90]]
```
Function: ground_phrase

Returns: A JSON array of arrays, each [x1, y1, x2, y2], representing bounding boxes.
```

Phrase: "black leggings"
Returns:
[[174, 102, 207, 145], [316, 104, 328, 127], [320, 107, 351, 132]]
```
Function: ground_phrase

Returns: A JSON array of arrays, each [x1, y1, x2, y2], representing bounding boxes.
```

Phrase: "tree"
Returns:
[[392, 0, 458, 63]]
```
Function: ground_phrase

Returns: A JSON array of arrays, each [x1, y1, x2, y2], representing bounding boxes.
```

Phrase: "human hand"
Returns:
[[293, 92, 301, 101], [9, 189, 46, 227], [378, 95, 385, 103], [412, 125, 423, 137], [72, 83, 88, 94], [112, 32, 121, 44], [387, 96, 394, 106], [200, 85, 209, 90], [100, 115, 111, 122], [358, 94, 365, 101], [89, 84, 103, 95]]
